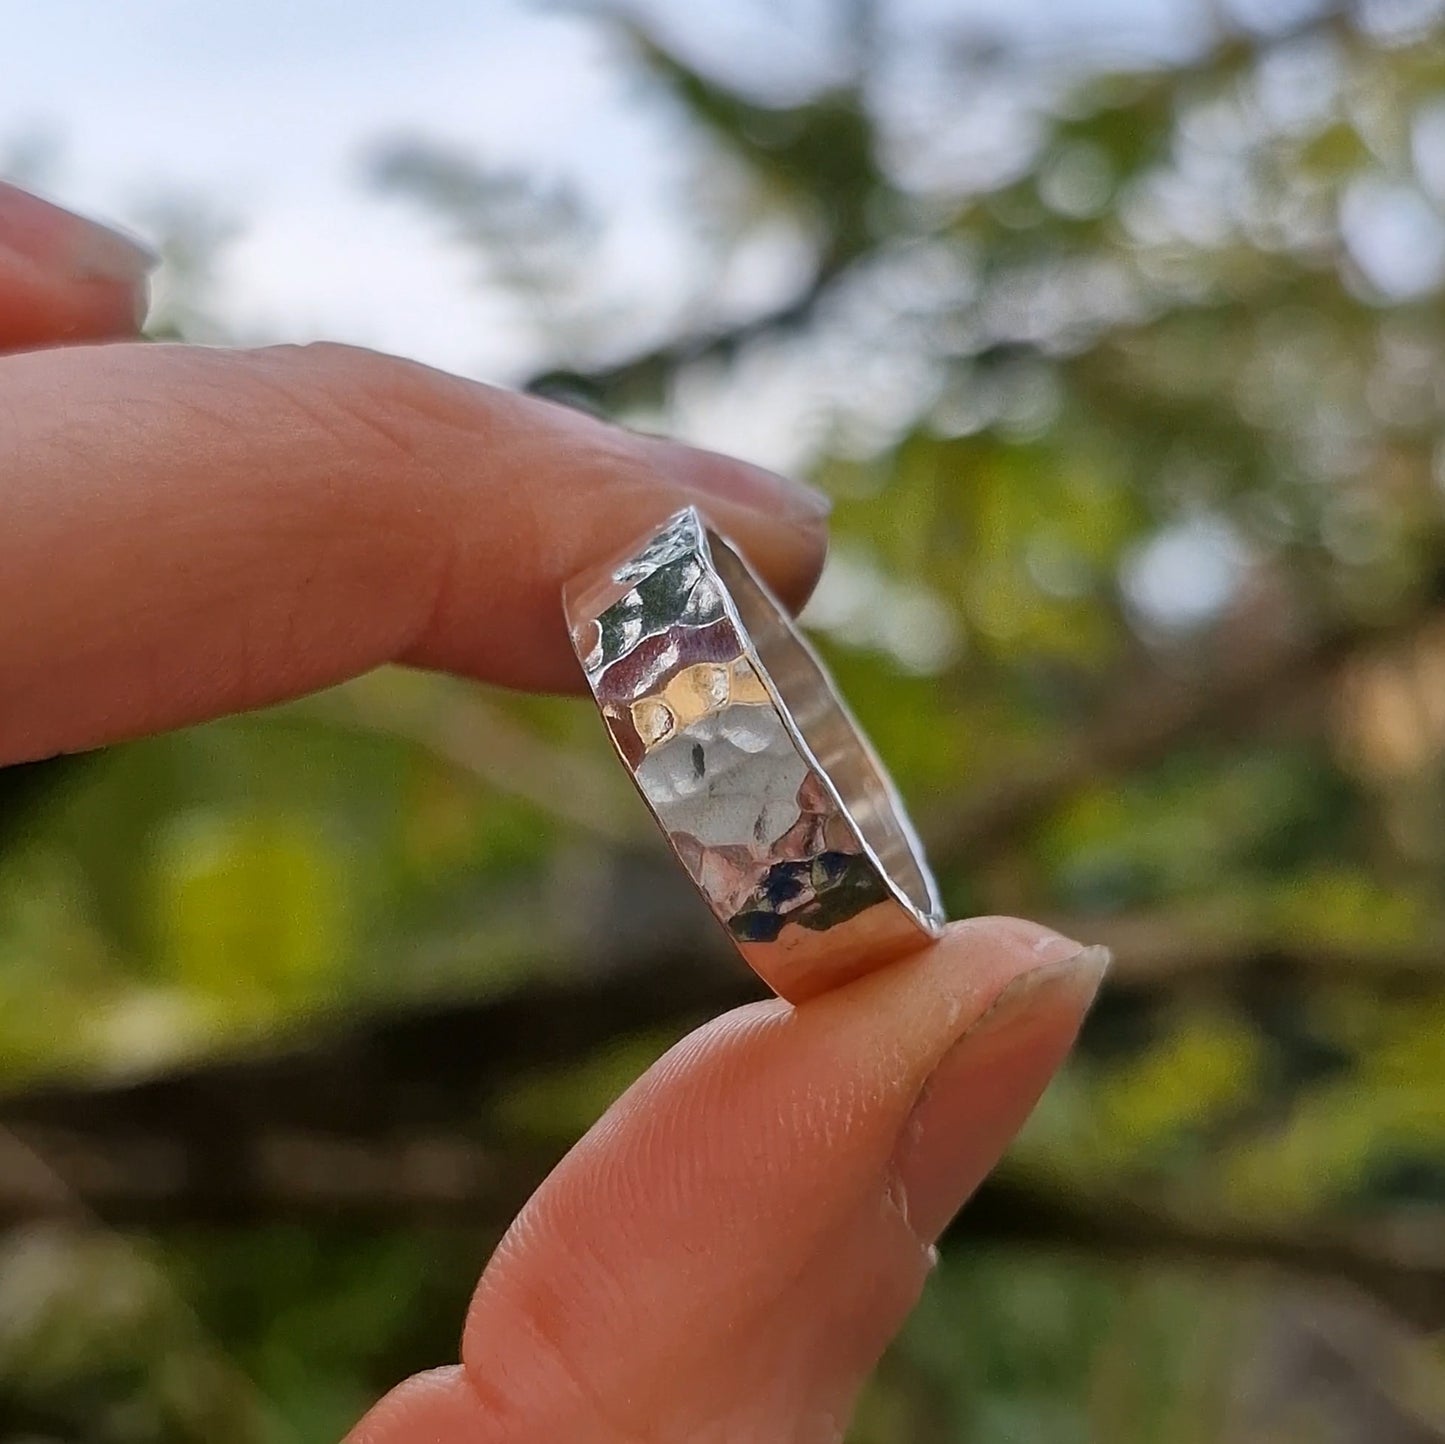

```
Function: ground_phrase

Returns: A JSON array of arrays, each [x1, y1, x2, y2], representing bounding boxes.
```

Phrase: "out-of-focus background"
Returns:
[[3, 0, 1444, 1438]]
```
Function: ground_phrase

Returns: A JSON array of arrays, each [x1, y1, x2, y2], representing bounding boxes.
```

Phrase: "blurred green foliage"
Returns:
[[4, 0, 1445, 1440]]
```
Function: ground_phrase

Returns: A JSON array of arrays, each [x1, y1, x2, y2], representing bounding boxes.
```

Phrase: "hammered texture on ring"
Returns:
[[564, 506, 943, 1002]]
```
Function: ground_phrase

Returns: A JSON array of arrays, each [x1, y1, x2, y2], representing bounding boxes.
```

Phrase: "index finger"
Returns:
[[0, 182, 154, 349], [1, 340, 829, 764]]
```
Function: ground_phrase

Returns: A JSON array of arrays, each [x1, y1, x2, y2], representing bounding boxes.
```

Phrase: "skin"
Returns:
[[0, 182, 1107, 1442]]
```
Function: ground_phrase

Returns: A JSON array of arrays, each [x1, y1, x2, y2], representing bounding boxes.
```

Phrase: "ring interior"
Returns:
[[709, 533, 936, 923]]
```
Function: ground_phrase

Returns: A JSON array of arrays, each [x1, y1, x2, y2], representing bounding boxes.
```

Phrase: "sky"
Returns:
[[0, 0, 1193, 393]]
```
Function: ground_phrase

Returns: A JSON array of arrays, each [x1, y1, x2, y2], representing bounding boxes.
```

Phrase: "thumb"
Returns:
[[348, 919, 1108, 1443]]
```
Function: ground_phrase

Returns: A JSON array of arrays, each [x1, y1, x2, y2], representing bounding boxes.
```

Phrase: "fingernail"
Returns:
[[892, 945, 1111, 1245], [958, 944, 1111, 1047], [646, 436, 833, 524], [0, 181, 159, 284]]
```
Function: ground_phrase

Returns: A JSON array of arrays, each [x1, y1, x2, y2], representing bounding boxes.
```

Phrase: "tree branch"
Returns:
[[0, 911, 1436, 1160], [927, 592, 1445, 870], [1067, 907, 1445, 987], [953, 1183, 1445, 1331], [2, 941, 1441, 1324], [4, 1119, 1441, 1328], [523, 263, 844, 410]]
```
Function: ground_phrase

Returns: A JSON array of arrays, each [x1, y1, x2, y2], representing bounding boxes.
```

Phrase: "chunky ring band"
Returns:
[[564, 506, 944, 1002]]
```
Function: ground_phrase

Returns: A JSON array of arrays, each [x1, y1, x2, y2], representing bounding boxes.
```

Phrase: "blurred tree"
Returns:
[[3, 0, 1445, 1439]]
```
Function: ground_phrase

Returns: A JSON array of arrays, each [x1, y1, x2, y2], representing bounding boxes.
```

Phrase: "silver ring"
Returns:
[[564, 506, 943, 1001]]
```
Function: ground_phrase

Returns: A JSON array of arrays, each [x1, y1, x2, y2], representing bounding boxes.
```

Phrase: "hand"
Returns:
[[1, 183, 1106, 1442]]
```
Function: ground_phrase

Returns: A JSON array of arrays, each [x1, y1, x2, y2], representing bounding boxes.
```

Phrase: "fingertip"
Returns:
[[890, 939, 1108, 1244], [0, 257, 147, 349], [442, 915, 1103, 1437], [346, 1366, 490, 1444], [403, 388, 831, 692], [640, 435, 833, 526], [0, 182, 154, 349], [726, 503, 828, 618], [634, 433, 831, 615], [788, 915, 1085, 1047], [938, 914, 1086, 973]]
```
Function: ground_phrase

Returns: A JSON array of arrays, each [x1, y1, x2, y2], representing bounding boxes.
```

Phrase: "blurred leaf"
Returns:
[[152, 811, 348, 1012]]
